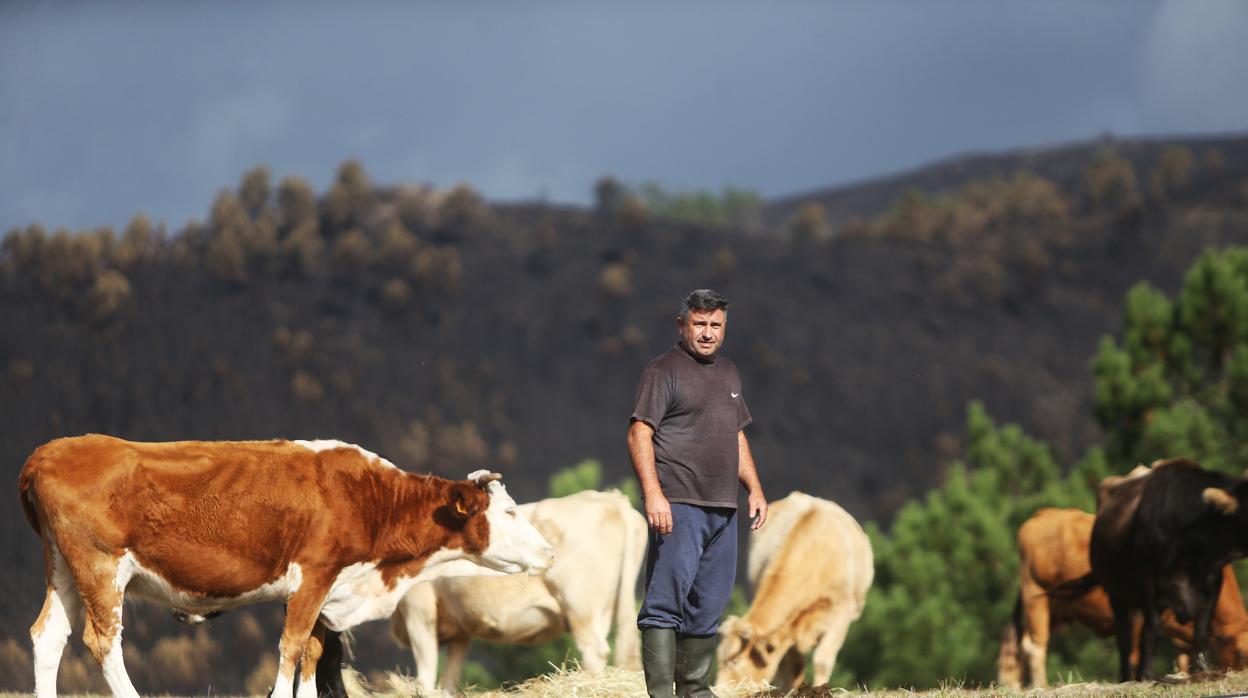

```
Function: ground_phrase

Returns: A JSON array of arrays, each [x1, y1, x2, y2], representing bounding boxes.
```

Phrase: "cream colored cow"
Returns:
[[390, 489, 648, 692], [716, 492, 874, 691]]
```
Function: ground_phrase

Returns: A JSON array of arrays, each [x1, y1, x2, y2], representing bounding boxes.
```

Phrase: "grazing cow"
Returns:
[[716, 492, 873, 691], [1052, 458, 1248, 682], [997, 507, 1248, 688], [385, 488, 648, 692], [19, 434, 553, 698]]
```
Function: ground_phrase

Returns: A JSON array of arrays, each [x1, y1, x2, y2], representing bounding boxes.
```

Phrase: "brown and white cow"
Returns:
[[19, 434, 553, 698], [716, 492, 874, 691], [997, 506, 1248, 688], [388, 489, 648, 692]]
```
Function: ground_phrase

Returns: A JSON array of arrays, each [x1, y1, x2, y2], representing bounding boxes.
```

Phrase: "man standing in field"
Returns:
[[628, 289, 768, 698]]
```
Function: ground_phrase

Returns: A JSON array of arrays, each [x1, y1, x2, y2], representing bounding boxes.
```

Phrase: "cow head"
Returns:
[[1199, 478, 1248, 552], [716, 615, 790, 685], [450, 470, 553, 575]]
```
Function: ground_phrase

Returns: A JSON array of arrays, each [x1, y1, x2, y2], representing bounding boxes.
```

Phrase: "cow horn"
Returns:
[[467, 470, 503, 487], [1203, 487, 1239, 515]]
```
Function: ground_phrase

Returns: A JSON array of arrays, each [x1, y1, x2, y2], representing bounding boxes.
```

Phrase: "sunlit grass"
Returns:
[[8, 667, 1248, 698]]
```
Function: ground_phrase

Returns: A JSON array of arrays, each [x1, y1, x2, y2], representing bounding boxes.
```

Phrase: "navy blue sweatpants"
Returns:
[[637, 503, 738, 637]]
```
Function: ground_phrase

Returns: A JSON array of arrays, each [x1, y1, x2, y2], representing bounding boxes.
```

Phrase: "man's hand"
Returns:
[[646, 491, 673, 535], [747, 490, 768, 530]]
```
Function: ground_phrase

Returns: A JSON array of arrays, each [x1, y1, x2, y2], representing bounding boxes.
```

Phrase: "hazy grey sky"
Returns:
[[3, 0, 1247, 232]]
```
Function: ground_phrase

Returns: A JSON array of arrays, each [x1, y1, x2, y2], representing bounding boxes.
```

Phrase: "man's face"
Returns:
[[678, 308, 727, 359]]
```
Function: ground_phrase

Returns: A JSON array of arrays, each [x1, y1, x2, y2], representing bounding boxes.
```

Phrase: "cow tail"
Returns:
[[613, 496, 646, 670], [19, 470, 40, 535], [1047, 572, 1100, 600]]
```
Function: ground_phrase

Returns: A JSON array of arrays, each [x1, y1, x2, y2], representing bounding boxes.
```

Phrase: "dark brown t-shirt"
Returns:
[[630, 343, 753, 508]]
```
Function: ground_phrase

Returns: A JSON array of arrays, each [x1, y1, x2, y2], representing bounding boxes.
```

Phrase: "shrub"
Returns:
[[381, 278, 413, 310], [435, 420, 489, 469], [330, 229, 372, 279], [789, 201, 830, 244], [377, 223, 420, 275], [277, 175, 318, 229], [238, 165, 272, 219], [281, 218, 324, 277], [1148, 145, 1194, 200], [86, 269, 132, 320], [594, 175, 626, 214], [206, 229, 249, 284], [435, 182, 490, 240], [117, 213, 161, 268], [396, 184, 438, 234], [2, 222, 48, 274], [324, 159, 373, 233], [37, 229, 106, 295], [1086, 150, 1140, 214], [599, 261, 632, 297], [290, 370, 324, 401]]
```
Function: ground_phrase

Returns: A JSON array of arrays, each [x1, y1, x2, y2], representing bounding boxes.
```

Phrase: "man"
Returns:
[[628, 289, 768, 698]]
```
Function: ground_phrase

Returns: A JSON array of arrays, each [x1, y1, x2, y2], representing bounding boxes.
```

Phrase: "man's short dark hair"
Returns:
[[680, 289, 730, 321]]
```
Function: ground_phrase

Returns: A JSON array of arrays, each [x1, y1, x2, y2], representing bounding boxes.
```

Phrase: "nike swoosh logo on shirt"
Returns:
[[731, 392, 740, 398]]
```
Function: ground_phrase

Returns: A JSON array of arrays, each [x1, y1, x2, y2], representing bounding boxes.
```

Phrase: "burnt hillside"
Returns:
[[766, 132, 1248, 229], [1, 133, 1247, 690]]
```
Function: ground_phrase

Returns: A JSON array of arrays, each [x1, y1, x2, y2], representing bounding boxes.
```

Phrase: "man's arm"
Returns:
[[738, 430, 767, 530], [628, 420, 672, 534]]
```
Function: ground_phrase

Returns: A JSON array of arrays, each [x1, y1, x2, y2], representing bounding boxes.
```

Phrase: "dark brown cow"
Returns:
[[998, 507, 1248, 688], [19, 435, 553, 698], [1052, 458, 1248, 682]]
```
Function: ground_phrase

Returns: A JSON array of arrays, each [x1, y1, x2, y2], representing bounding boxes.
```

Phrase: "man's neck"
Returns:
[[678, 341, 716, 364]]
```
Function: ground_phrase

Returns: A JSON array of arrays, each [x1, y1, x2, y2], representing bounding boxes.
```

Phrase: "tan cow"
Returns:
[[390, 489, 648, 692], [716, 492, 874, 691], [997, 506, 1248, 688], [19, 435, 553, 698]]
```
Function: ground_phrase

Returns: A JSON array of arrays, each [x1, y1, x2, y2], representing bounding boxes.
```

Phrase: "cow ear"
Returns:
[[732, 617, 753, 640], [1203, 487, 1239, 515], [450, 485, 485, 519]]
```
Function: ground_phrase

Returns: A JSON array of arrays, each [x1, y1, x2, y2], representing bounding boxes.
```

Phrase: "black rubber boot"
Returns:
[[675, 634, 719, 698], [642, 627, 677, 698]]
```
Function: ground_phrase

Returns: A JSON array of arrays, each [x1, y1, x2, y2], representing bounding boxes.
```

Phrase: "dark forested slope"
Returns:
[[1, 133, 1247, 690]]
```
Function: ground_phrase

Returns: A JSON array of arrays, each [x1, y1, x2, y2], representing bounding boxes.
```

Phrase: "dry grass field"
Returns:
[[203, 667, 1248, 697], [7, 666, 1248, 698]]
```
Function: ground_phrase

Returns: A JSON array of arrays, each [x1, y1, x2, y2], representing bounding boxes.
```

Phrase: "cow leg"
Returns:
[[1018, 579, 1048, 689], [439, 638, 470, 692], [810, 608, 855, 685], [1127, 614, 1144, 678], [1110, 598, 1135, 683], [393, 586, 440, 693], [273, 586, 331, 698], [773, 646, 806, 692], [294, 621, 327, 698], [31, 541, 83, 698], [314, 626, 348, 698], [567, 610, 611, 673], [71, 553, 139, 698], [1137, 585, 1162, 682], [1191, 571, 1222, 672]]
